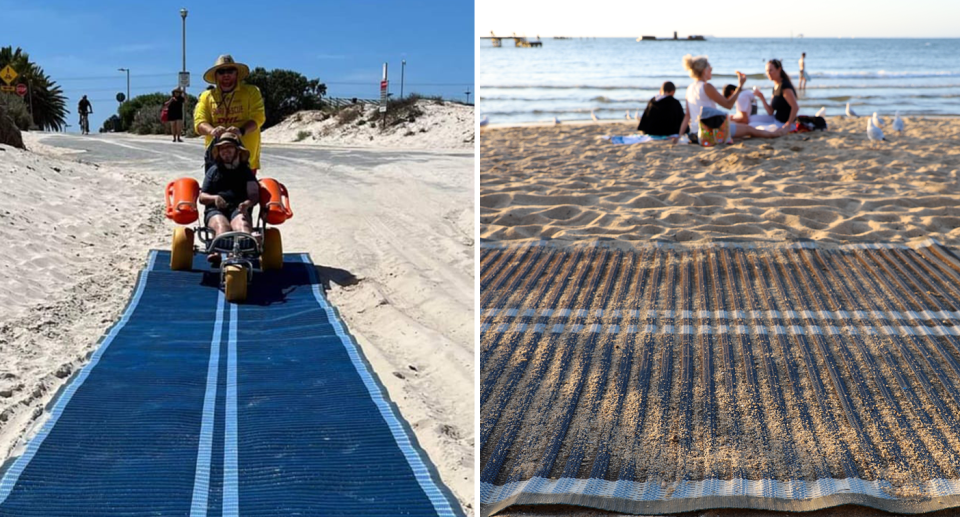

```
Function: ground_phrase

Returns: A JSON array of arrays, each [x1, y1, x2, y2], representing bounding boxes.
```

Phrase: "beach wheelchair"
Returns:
[[164, 177, 294, 302]]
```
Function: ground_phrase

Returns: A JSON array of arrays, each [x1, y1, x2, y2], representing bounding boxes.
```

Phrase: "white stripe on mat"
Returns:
[[190, 292, 226, 517], [222, 303, 239, 517]]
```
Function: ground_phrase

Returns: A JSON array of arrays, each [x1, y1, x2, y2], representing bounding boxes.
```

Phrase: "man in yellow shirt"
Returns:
[[194, 55, 266, 174]]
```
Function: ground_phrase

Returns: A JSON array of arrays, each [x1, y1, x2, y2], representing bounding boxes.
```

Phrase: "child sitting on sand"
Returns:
[[637, 81, 686, 137], [723, 84, 756, 124]]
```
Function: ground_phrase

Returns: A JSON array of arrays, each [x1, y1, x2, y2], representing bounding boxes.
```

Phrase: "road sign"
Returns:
[[0, 85, 14, 93], [178, 71, 190, 89], [379, 106, 387, 113], [0, 65, 17, 85], [116, 92, 126, 103], [16, 83, 27, 97]]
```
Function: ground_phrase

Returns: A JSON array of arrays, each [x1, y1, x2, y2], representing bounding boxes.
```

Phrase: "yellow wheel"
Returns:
[[224, 265, 248, 302], [261, 228, 283, 271], [170, 227, 194, 271]]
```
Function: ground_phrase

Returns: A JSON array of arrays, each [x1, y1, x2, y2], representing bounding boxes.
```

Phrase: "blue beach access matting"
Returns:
[[0, 251, 461, 517], [480, 239, 960, 516]]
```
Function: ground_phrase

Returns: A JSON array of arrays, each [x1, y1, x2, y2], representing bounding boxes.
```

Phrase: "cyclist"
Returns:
[[194, 55, 265, 174], [78, 95, 92, 134]]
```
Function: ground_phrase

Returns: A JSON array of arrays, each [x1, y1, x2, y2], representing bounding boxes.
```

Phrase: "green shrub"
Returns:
[[336, 105, 363, 126], [295, 130, 311, 142], [129, 102, 165, 134], [380, 94, 426, 127], [357, 119, 366, 126], [117, 92, 196, 133], [0, 94, 33, 130]]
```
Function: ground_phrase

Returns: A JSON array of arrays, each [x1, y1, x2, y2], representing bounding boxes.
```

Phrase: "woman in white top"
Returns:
[[679, 54, 784, 140]]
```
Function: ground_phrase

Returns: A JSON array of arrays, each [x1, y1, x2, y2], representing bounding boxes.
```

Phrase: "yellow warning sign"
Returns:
[[0, 65, 18, 85], [0, 85, 15, 92]]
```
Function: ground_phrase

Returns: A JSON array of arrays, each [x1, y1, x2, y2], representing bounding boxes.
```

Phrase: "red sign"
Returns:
[[15, 83, 26, 97], [380, 80, 388, 90]]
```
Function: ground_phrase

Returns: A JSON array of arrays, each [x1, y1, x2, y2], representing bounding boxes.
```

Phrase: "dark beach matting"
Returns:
[[480, 239, 960, 516], [0, 250, 460, 517]]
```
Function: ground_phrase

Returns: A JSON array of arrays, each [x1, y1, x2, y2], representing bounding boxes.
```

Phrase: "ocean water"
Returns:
[[478, 38, 960, 124]]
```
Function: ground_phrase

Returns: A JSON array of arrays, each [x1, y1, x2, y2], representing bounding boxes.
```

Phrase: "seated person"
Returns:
[[723, 84, 756, 124], [198, 132, 260, 265], [637, 81, 686, 137]]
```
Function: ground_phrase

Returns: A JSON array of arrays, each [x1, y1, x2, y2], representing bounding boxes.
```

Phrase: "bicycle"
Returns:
[[79, 112, 90, 135]]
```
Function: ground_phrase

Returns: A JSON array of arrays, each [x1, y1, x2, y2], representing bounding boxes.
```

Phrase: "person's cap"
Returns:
[[203, 54, 250, 84]]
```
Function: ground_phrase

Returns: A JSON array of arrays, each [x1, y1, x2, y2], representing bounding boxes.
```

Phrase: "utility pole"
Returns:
[[465, 88, 471, 104], [180, 8, 188, 128], [400, 59, 406, 99]]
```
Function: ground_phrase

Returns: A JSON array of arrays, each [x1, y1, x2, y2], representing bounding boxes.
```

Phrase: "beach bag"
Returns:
[[160, 99, 172, 123], [698, 116, 731, 147], [794, 115, 827, 133]]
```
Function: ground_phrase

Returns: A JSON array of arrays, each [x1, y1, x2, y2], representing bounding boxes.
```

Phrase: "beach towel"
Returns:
[[746, 114, 783, 133], [602, 134, 677, 145]]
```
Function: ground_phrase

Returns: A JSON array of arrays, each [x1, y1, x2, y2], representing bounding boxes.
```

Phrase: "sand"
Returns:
[[262, 99, 474, 150], [481, 117, 960, 247], [0, 129, 474, 514]]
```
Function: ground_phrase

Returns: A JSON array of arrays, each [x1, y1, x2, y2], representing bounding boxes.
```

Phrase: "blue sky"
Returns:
[[477, 0, 960, 39], [4, 0, 474, 133]]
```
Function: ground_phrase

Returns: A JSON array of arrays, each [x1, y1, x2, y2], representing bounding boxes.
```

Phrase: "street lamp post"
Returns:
[[118, 68, 130, 101], [400, 60, 406, 99], [465, 88, 471, 104], [180, 8, 188, 127]]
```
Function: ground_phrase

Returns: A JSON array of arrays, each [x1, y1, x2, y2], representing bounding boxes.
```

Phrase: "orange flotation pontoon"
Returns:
[[258, 178, 293, 225], [164, 178, 200, 224]]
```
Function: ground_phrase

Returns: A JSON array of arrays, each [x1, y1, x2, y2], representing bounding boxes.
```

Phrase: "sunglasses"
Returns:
[[216, 67, 238, 75]]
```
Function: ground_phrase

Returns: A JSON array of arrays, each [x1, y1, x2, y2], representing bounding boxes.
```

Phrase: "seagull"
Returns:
[[892, 111, 905, 135], [867, 117, 885, 144], [591, 109, 599, 122], [872, 112, 885, 127], [625, 110, 631, 120], [479, 116, 489, 128], [815, 107, 826, 118], [846, 102, 858, 118], [634, 109, 640, 120], [554, 117, 561, 125]]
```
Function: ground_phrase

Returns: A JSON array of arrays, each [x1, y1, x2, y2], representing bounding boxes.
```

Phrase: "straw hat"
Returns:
[[203, 54, 250, 84], [211, 132, 250, 163]]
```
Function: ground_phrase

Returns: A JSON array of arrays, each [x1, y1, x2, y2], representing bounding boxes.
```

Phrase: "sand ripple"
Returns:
[[481, 117, 960, 246]]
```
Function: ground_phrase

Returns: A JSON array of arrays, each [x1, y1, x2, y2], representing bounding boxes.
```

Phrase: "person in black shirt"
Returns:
[[77, 95, 92, 134], [637, 82, 687, 140], [755, 59, 799, 128], [166, 88, 185, 142], [198, 132, 259, 264]]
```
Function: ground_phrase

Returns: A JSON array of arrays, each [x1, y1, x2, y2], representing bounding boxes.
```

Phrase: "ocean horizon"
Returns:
[[478, 37, 960, 124]]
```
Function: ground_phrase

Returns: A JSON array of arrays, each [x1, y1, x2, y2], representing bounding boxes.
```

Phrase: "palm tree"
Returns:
[[0, 46, 67, 131]]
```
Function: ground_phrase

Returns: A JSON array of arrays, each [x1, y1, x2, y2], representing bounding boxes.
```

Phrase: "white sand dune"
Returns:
[[262, 100, 474, 150]]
